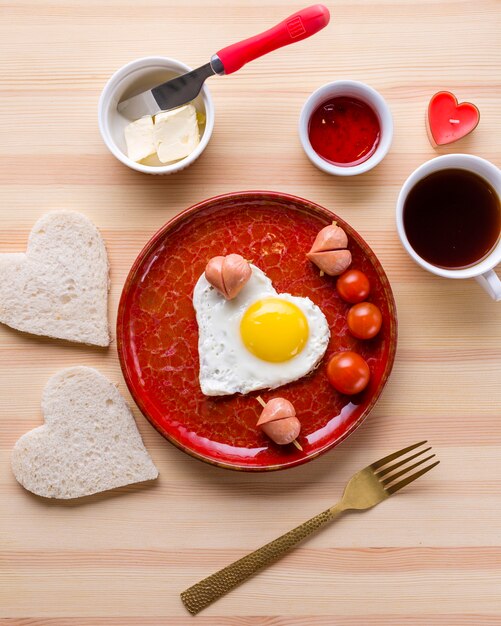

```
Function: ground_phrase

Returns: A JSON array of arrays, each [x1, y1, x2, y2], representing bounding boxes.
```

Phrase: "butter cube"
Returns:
[[154, 105, 200, 164], [124, 116, 155, 162]]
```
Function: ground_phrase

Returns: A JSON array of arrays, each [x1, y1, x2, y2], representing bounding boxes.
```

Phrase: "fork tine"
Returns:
[[371, 441, 427, 471], [385, 460, 440, 495], [381, 454, 435, 486], [376, 447, 432, 478]]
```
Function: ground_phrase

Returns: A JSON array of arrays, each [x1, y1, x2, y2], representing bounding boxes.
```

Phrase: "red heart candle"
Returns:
[[426, 91, 480, 147]]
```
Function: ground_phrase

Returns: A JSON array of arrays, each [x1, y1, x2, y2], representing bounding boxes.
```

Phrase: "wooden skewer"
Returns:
[[292, 439, 303, 451], [320, 270, 324, 277]]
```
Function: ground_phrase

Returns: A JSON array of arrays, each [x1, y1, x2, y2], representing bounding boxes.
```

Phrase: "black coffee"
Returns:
[[403, 169, 500, 269]]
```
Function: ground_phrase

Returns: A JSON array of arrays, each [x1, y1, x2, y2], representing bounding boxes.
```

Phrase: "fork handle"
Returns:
[[181, 507, 337, 615]]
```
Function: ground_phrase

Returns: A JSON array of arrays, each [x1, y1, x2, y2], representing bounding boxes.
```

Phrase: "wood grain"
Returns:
[[1, 0, 500, 623]]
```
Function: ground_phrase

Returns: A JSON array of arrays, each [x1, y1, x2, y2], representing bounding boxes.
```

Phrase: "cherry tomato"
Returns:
[[327, 351, 370, 395], [336, 269, 370, 303], [347, 302, 383, 340]]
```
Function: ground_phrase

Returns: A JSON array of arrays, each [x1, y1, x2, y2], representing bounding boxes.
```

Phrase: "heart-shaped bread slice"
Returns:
[[0, 211, 110, 346], [11, 367, 158, 499]]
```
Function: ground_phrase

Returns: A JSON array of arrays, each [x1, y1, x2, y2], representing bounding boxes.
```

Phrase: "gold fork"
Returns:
[[181, 441, 439, 615]]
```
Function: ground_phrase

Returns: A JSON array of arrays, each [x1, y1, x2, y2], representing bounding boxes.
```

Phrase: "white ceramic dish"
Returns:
[[298, 80, 393, 176], [98, 56, 215, 175], [396, 154, 501, 301]]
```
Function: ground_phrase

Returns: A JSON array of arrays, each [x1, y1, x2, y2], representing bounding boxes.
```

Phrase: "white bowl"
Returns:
[[298, 80, 393, 176], [98, 56, 215, 175]]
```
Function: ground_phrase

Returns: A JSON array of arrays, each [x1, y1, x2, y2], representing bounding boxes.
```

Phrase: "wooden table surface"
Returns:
[[1, 1, 500, 624]]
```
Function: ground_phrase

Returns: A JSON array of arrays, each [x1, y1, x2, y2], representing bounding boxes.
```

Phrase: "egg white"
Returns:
[[193, 265, 330, 396]]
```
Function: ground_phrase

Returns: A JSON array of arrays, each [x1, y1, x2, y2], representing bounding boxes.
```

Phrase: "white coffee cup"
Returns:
[[396, 154, 501, 301]]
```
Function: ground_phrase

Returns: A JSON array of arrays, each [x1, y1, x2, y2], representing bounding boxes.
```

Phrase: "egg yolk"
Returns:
[[240, 297, 309, 363]]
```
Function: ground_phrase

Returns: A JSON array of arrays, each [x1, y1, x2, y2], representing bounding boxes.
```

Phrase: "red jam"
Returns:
[[308, 96, 381, 167]]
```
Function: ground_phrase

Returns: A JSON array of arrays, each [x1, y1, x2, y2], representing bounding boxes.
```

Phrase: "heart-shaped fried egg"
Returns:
[[193, 264, 330, 396]]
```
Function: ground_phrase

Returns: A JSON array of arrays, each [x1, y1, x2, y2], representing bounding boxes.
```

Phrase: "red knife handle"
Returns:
[[215, 4, 330, 75]]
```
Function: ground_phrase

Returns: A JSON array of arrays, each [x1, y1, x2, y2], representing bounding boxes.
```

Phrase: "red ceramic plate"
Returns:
[[117, 192, 397, 471]]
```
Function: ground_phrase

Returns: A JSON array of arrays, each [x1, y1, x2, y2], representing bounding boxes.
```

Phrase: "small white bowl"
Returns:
[[98, 56, 215, 175], [299, 80, 393, 176]]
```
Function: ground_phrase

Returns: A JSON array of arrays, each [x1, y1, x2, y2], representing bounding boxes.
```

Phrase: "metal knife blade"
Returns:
[[118, 62, 218, 120]]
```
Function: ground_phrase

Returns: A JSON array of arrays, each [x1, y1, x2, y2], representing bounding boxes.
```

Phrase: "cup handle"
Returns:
[[475, 269, 501, 301]]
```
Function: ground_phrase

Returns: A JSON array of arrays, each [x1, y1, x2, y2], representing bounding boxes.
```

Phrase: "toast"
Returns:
[[0, 211, 110, 346], [11, 367, 158, 499]]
